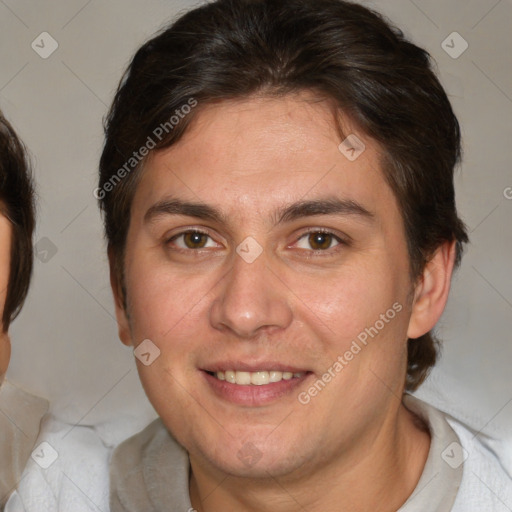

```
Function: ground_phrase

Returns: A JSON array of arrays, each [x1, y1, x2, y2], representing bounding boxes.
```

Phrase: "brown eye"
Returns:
[[308, 232, 333, 250], [295, 231, 342, 252], [183, 232, 208, 248], [168, 230, 216, 250]]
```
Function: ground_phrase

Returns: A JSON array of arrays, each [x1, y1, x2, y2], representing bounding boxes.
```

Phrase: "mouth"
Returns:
[[205, 369, 307, 385], [201, 366, 313, 406]]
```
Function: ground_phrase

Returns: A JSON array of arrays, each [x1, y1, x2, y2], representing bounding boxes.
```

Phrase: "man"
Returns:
[[98, 0, 512, 510], [0, 111, 49, 508]]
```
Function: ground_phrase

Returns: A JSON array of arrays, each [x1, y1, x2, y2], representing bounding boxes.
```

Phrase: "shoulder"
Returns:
[[0, 381, 48, 440], [110, 418, 190, 512], [5, 413, 112, 512], [448, 417, 512, 511], [111, 416, 189, 477], [110, 418, 168, 480], [0, 381, 48, 509], [403, 394, 512, 511], [109, 420, 163, 512]]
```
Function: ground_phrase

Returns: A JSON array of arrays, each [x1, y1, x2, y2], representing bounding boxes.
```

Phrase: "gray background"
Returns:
[[1, 0, 511, 438]]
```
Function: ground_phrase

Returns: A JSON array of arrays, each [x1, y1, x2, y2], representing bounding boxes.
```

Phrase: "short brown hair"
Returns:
[[99, 0, 468, 391], [0, 111, 35, 330]]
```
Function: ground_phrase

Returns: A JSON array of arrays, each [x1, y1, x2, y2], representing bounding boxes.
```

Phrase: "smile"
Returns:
[[209, 370, 305, 385], [202, 368, 312, 406]]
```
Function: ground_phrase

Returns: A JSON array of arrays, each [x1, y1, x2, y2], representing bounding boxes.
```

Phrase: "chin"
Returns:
[[189, 428, 313, 479]]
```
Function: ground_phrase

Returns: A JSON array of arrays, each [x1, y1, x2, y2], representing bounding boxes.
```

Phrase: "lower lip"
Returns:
[[202, 371, 312, 406]]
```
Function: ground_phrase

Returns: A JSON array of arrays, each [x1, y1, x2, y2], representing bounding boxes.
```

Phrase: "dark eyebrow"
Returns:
[[144, 198, 227, 224], [144, 196, 374, 226], [274, 197, 374, 225]]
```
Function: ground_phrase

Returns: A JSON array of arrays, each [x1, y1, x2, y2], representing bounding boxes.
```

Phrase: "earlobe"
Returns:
[[407, 240, 457, 339], [108, 249, 133, 347]]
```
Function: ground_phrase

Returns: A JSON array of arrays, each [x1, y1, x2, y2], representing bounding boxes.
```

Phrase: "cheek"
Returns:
[[295, 258, 411, 390], [125, 256, 207, 418], [298, 261, 403, 338], [125, 253, 207, 339]]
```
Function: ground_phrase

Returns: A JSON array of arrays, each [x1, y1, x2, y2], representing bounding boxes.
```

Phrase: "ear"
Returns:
[[108, 248, 133, 347], [407, 240, 457, 339]]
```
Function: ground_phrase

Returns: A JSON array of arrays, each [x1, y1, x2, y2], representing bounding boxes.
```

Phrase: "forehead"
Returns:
[[131, 93, 397, 223]]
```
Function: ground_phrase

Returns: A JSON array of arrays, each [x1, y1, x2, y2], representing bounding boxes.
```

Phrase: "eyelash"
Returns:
[[165, 228, 348, 255]]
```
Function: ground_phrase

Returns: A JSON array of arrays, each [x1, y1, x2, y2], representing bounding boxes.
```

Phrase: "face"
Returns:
[[0, 214, 11, 384], [114, 93, 424, 479]]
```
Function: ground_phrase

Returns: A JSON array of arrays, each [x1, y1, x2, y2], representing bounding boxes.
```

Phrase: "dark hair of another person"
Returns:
[[0, 111, 35, 330], [99, 0, 469, 391]]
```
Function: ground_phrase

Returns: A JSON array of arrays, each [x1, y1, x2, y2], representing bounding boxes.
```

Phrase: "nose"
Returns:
[[209, 244, 293, 339]]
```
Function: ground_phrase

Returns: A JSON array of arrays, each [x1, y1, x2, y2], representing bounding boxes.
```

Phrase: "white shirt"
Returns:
[[0, 381, 48, 510], [109, 395, 512, 511], [401, 394, 512, 511], [5, 414, 112, 512]]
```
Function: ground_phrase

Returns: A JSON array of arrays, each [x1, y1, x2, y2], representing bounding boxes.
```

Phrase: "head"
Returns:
[[0, 111, 35, 383], [99, 0, 468, 479]]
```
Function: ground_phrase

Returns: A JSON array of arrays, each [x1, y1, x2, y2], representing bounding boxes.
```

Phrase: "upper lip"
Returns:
[[202, 361, 310, 373]]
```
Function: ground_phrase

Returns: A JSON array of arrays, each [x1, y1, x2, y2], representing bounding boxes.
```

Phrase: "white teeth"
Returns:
[[213, 370, 305, 385], [269, 371, 283, 382], [251, 371, 269, 385], [235, 371, 251, 385]]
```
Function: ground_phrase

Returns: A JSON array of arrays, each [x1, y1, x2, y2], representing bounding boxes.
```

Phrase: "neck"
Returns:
[[189, 401, 430, 512]]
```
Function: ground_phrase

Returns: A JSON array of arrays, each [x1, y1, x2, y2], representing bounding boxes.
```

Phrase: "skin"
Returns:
[[0, 214, 11, 384], [111, 92, 456, 512]]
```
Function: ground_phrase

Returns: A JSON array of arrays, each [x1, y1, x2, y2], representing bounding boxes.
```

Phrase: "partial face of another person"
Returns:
[[113, 93, 447, 479], [0, 214, 11, 383]]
